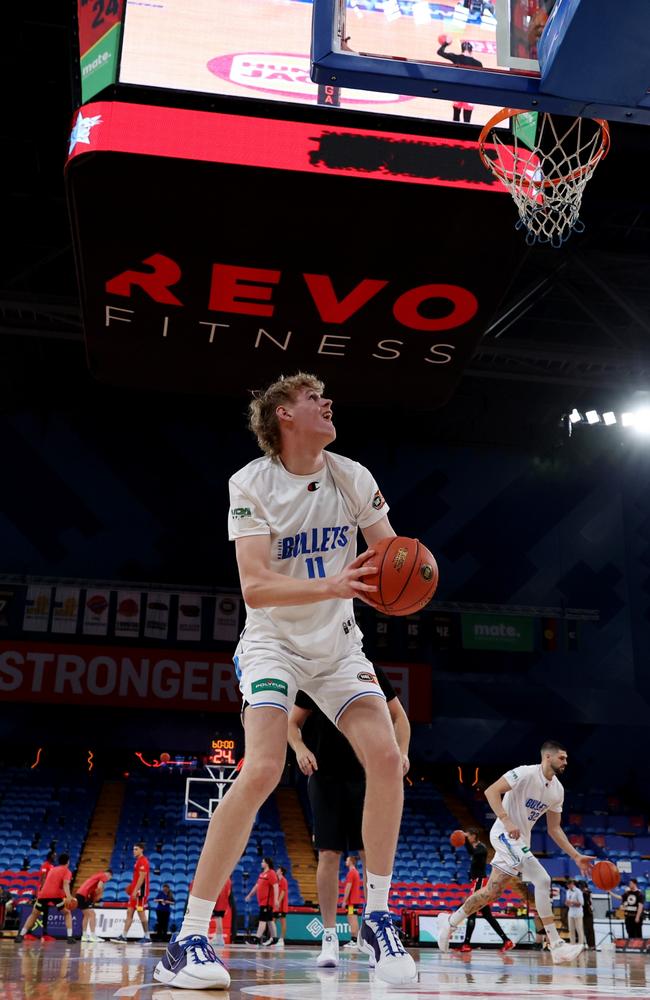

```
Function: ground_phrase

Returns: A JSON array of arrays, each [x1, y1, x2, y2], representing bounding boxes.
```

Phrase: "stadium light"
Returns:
[[633, 409, 650, 434], [569, 408, 582, 424], [602, 412, 616, 425], [621, 412, 634, 427], [585, 410, 600, 424]]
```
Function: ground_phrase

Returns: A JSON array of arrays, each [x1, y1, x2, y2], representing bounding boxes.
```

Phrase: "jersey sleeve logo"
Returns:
[[372, 489, 385, 510], [231, 506, 252, 518]]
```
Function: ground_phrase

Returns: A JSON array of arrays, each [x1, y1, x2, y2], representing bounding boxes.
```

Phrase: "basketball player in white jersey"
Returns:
[[438, 740, 593, 964], [155, 372, 416, 989]]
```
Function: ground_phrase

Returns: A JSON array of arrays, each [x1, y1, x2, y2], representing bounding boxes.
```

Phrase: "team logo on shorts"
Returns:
[[372, 490, 385, 510], [357, 671, 378, 684], [252, 678, 288, 695]]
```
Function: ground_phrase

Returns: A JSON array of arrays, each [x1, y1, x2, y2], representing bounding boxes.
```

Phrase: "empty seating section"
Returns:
[[108, 772, 302, 933], [0, 768, 98, 899], [1, 767, 647, 925]]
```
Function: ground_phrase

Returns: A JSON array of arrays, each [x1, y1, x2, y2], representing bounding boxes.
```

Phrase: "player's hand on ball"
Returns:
[[575, 854, 596, 877], [328, 550, 378, 600]]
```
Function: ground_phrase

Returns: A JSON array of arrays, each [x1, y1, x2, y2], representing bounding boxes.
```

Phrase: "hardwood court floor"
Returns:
[[1, 940, 649, 1000]]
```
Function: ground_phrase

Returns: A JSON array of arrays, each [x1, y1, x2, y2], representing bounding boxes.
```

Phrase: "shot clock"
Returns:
[[209, 738, 239, 766]]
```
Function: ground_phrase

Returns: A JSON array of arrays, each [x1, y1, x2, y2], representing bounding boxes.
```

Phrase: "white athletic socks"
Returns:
[[450, 905, 468, 928], [178, 896, 216, 940], [366, 872, 391, 913], [546, 923, 561, 946]]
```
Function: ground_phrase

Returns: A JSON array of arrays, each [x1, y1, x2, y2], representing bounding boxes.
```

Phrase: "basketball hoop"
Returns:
[[479, 109, 610, 248]]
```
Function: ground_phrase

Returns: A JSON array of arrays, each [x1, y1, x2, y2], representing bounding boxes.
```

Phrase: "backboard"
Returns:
[[312, 0, 650, 125]]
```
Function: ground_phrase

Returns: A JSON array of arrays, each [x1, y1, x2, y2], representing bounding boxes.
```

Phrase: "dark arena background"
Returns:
[[2, 1, 650, 998]]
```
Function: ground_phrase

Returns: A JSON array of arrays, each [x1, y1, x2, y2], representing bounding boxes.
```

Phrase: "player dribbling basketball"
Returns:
[[438, 741, 593, 964], [154, 372, 417, 989]]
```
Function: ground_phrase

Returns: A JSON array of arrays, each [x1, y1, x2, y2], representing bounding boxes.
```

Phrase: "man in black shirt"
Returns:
[[288, 664, 410, 968], [623, 878, 645, 939], [459, 829, 513, 952]]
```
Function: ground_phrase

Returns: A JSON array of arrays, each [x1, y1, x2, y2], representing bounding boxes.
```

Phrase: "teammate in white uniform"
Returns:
[[438, 741, 593, 964], [155, 372, 417, 989]]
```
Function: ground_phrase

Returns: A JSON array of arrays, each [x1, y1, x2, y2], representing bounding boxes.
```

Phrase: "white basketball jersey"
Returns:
[[228, 451, 388, 660], [491, 764, 564, 847]]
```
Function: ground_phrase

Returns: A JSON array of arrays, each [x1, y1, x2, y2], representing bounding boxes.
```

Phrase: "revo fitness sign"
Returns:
[[66, 104, 521, 405]]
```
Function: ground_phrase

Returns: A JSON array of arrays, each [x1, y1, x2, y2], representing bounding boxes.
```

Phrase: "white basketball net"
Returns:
[[479, 111, 610, 248]]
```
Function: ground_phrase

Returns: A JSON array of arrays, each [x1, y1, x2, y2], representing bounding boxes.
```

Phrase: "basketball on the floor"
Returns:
[[591, 860, 620, 891], [363, 536, 439, 616], [450, 829, 466, 847], [64, 897, 78, 910]]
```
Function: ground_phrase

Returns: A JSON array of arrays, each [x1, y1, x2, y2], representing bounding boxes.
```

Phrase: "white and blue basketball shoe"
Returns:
[[153, 934, 230, 989], [358, 911, 417, 985]]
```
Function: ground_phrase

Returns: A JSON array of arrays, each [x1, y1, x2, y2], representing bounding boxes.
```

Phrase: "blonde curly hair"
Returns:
[[248, 372, 325, 458]]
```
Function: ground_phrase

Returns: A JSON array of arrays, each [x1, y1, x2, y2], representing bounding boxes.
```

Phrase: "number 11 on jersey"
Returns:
[[306, 556, 326, 578]]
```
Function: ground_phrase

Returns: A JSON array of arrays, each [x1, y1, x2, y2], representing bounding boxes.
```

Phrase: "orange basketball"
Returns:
[[64, 897, 78, 910], [363, 536, 438, 616], [438, 34, 452, 45], [450, 830, 466, 848], [591, 860, 620, 891], [160, 752, 171, 762]]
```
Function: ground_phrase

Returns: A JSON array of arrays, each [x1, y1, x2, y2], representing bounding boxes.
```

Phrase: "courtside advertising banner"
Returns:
[[0, 642, 241, 712], [0, 642, 430, 718], [461, 613, 534, 652]]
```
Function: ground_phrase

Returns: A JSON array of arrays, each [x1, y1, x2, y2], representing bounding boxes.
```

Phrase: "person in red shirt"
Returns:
[[342, 855, 363, 948], [211, 876, 232, 946], [38, 851, 57, 892], [273, 866, 289, 948], [17, 852, 74, 942], [245, 857, 278, 946], [116, 843, 151, 942], [76, 868, 112, 942]]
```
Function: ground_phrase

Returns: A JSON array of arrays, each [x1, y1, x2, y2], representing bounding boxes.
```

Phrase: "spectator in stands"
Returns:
[[212, 877, 231, 947], [578, 880, 595, 949], [154, 883, 175, 941], [565, 878, 584, 945], [458, 829, 512, 953], [76, 868, 112, 942], [623, 878, 645, 939], [273, 866, 288, 949], [116, 843, 151, 943], [342, 855, 363, 950], [288, 664, 409, 968], [16, 852, 74, 942], [245, 857, 279, 946], [155, 374, 416, 990]]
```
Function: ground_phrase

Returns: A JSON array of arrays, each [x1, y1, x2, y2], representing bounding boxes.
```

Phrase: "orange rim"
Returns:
[[478, 108, 610, 190]]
